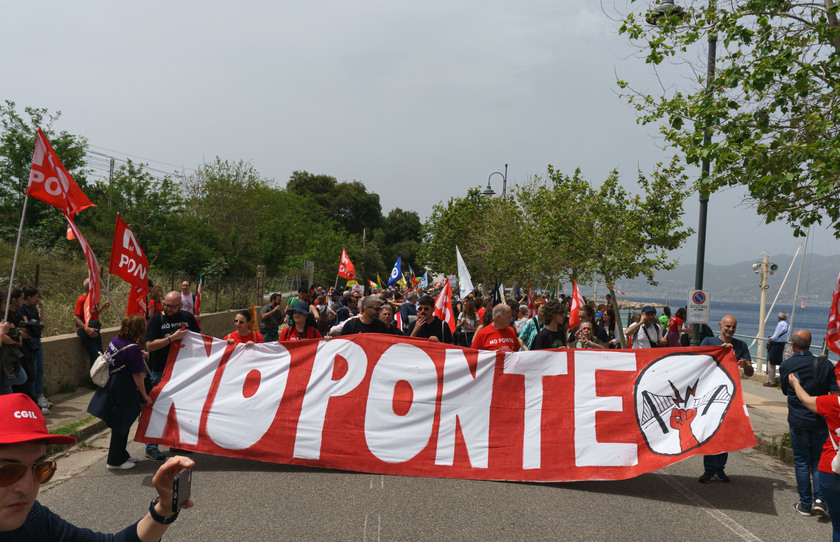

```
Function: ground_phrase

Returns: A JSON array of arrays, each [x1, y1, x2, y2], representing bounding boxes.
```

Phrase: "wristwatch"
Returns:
[[149, 496, 179, 524]]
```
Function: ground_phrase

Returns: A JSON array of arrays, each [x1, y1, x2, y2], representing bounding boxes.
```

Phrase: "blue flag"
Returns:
[[387, 255, 402, 287]]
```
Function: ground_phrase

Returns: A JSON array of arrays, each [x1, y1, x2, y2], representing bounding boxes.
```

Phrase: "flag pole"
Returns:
[[4, 195, 30, 321]]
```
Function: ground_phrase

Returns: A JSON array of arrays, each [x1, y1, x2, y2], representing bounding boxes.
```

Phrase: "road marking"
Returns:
[[364, 475, 384, 541], [661, 474, 763, 541]]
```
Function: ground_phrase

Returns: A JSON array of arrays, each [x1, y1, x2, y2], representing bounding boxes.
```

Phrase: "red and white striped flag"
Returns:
[[827, 272, 840, 357], [569, 281, 584, 329]]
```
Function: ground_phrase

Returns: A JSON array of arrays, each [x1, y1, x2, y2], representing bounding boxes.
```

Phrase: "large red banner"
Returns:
[[136, 333, 757, 482]]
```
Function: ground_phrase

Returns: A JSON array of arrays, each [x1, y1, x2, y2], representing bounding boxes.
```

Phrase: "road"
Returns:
[[37, 426, 831, 541]]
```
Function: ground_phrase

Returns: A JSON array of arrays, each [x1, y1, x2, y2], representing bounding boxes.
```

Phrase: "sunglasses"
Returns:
[[0, 461, 57, 487]]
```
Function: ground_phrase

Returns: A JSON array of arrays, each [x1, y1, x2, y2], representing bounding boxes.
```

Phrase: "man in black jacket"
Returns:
[[780, 329, 838, 518]]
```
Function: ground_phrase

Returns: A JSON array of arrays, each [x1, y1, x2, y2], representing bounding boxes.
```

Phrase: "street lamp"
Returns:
[[648, 0, 716, 346], [484, 164, 508, 201]]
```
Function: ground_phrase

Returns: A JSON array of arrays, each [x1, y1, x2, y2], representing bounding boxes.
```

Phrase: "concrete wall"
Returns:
[[40, 310, 239, 395]]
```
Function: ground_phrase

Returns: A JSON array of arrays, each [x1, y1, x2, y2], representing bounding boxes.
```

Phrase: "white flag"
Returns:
[[455, 245, 474, 299]]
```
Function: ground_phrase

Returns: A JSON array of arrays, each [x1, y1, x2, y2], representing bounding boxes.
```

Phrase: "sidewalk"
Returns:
[[43, 375, 797, 462]]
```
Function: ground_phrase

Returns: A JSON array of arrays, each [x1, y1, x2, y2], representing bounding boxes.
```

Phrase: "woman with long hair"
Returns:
[[457, 298, 479, 347], [87, 314, 151, 470]]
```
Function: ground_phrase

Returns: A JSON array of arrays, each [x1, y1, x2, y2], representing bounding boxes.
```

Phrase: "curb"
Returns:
[[755, 431, 793, 465], [47, 417, 108, 458]]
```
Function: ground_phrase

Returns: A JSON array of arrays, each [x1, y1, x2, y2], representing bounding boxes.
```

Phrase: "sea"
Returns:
[[619, 296, 836, 363]]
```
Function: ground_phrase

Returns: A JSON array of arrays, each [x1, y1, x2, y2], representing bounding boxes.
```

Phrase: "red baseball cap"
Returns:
[[0, 393, 76, 445]]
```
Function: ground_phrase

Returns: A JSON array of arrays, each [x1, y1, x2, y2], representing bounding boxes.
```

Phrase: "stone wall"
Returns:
[[40, 310, 239, 395]]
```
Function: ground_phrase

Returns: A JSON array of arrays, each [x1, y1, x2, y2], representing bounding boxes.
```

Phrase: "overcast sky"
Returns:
[[3, 1, 837, 267]]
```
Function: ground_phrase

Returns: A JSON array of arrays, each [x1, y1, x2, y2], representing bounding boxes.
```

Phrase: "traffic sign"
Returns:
[[687, 289, 710, 325]]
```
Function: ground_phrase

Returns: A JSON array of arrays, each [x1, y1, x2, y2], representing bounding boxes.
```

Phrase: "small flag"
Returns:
[[434, 279, 456, 333], [569, 281, 584, 329], [387, 255, 402, 287], [338, 248, 357, 280]]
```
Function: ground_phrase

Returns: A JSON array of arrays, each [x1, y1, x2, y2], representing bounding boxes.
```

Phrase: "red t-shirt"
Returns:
[[74, 294, 100, 328], [224, 331, 265, 344], [279, 326, 322, 341], [816, 395, 840, 473], [668, 316, 683, 333], [472, 325, 518, 352], [147, 299, 164, 319]]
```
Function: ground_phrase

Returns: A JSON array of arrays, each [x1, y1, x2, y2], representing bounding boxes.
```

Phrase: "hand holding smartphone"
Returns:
[[172, 467, 192, 514]]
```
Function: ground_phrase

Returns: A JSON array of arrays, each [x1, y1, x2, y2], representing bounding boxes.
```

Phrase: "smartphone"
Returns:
[[172, 467, 192, 514]]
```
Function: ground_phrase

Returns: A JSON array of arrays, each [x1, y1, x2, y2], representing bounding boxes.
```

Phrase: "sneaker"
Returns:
[[127, 456, 140, 463], [106, 460, 135, 470], [40, 407, 49, 415], [763, 382, 777, 387], [794, 502, 812, 516], [698, 472, 714, 484], [813, 499, 829, 518], [145, 449, 166, 461], [37, 396, 52, 409], [714, 471, 730, 483]]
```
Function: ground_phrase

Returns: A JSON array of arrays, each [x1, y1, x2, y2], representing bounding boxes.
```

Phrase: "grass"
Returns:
[[2, 240, 266, 336], [50, 415, 96, 436]]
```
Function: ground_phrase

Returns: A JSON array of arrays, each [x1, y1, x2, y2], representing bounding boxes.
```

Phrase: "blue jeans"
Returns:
[[31, 337, 44, 396], [819, 471, 840, 541], [3, 366, 28, 394], [789, 425, 827, 509], [146, 370, 163, 454], [703, 453, 728, 473]]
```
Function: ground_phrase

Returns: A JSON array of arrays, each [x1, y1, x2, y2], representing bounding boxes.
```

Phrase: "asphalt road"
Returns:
[[37, 427, 832, 542]]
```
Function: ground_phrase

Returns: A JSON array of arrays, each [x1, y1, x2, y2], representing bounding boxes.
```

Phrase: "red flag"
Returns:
[[195, 276, 203, 326], [569, 281, 584, 329], [109, 216, 149, 317], [337, 248, 357, 280], [65, 212, 102, 328], [27, 128, 94, 215], [527, 283, 536, 318], [828, 272, 840, 357], [434, 279, 456, 333]]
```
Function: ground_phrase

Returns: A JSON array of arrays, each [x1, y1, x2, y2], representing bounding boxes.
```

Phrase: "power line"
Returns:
[[87, 143, 196, 174]]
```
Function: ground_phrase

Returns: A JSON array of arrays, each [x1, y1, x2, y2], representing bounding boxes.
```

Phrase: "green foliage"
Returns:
[[0, 101, 90, 245], [618, 0, 840, 237], [420, 188, 531, 286]]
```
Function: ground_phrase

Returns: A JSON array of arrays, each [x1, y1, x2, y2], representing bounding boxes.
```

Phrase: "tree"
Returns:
[[420, 188, 530, 287], [516, 162, 693, 346], [617, 0, 840, 237], [0, 101, 90, 244]]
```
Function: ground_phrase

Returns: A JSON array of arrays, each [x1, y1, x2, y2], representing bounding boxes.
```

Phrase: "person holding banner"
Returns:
[[471, 303, 517, 352], [73, 279, 110, 368], [143, 292, 200, 461], [225, 311, 264, 347], [698, 315, 752, 484], [0, 393, 194, 540]]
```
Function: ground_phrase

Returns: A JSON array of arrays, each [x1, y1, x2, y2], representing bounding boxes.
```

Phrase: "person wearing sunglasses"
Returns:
[[340, 296, 389, 336], [407, 296, 453, 344], [0, 393, 194, 539], [143, 292, 200, 462], [225, 310, 264, 347]]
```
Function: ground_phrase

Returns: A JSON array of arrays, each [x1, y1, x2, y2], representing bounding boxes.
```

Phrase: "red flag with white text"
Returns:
[[434, 279, 456, 333], [569, 281, 584, 329], [827, 272, 840, 358], [338, 248, 357, 280], [109, 215, 149, 317], [27, 128, 94, 216], [65, 213, 102, 328]]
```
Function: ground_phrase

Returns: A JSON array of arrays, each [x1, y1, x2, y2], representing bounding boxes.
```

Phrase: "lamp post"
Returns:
[[483, 164, 508, 201], [648, 0, 716, 346], [753, 254, 778, 367]]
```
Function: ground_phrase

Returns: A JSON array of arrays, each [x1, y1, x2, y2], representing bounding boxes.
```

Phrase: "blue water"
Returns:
[[621, 296, 835, 362]]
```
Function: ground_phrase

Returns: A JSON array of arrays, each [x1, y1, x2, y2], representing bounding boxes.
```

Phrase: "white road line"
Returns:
[[662, 474, 763, 542]]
